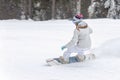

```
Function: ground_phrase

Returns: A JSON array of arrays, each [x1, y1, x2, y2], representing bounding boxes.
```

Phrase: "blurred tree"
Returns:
[[20, 0, 33, 20], [32, 0, 52, 21], [104, 0, 120, 19], [88, 0, 120, 19], [55, 0, 76, 19], [81, 0, 91, 18], [0, 0, 21, 19], [51, 0, 56, 19], [1, 0, 119, 20]]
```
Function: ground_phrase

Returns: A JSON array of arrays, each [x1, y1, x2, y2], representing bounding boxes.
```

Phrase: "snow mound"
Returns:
[[93, 38, 120, 58]]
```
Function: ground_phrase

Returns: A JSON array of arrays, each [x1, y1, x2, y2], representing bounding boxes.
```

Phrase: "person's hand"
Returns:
[[61, 46, 66, 50]]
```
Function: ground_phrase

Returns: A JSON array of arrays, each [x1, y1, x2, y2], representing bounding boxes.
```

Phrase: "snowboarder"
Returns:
[[60, 14, 93, 63]]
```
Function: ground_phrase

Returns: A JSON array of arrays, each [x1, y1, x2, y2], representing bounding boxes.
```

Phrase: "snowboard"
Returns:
[[46, 53, 95, 66]]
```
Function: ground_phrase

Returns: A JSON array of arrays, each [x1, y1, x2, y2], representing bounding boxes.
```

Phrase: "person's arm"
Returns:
[[64, 29, 79, 48]]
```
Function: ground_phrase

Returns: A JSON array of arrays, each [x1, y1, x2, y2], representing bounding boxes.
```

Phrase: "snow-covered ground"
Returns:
[[0, 19, 120, 80]]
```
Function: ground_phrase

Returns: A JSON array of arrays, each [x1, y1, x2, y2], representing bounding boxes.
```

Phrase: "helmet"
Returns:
[[72, 14, 83, 24]]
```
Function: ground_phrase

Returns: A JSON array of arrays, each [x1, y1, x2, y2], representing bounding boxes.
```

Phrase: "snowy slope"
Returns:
[[0, 19, 120, 80]]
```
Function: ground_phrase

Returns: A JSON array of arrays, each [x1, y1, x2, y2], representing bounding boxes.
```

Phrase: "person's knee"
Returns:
[[78, 51, 84, 55]]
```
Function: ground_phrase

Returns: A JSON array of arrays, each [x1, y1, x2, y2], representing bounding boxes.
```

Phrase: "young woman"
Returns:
[[61, 19, 93, 63]]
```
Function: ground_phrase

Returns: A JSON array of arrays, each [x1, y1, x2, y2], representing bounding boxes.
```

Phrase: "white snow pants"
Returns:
[[63, 46, 89, 60]]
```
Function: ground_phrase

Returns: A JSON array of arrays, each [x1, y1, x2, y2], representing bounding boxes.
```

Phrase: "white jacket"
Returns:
[[65, 27, 93, 49]]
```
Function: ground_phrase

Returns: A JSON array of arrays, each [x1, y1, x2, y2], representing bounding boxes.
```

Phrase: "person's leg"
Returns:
[[61, 46, 78, 63], [63, 50, 72, 60], [63, 46, 79, 58], [77, 49, 85, 55], [76, 48, 88, 61], [61, 46, 88, 63], [77, 48, 96, 61]]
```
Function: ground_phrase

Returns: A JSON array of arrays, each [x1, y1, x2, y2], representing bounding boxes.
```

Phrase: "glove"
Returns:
[[61, 46, 66, 50]]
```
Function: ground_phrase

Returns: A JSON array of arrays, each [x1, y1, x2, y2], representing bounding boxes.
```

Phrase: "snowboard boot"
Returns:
[[59, 56, 69, 64], [76, 55, 85, 62]]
